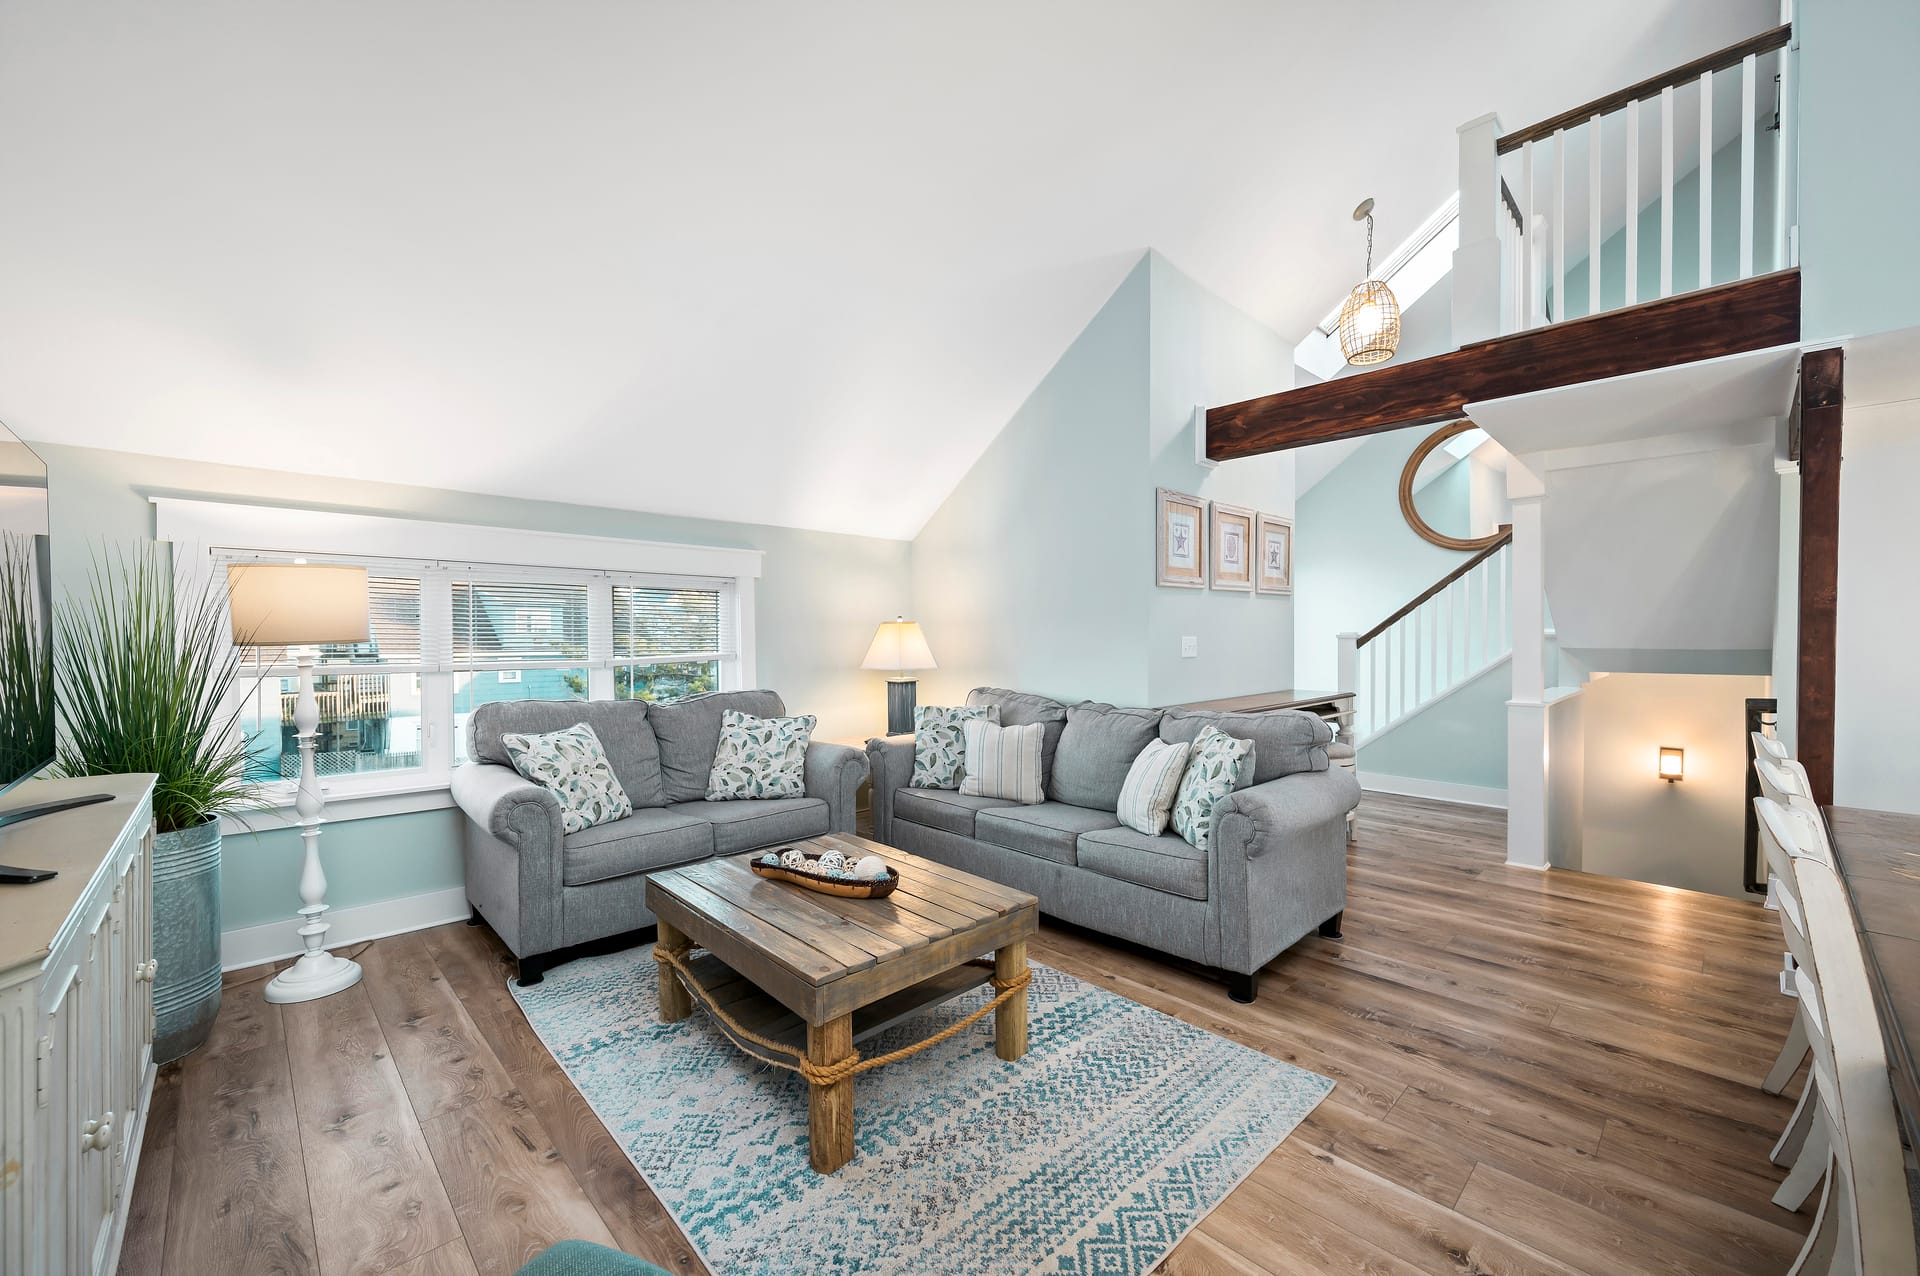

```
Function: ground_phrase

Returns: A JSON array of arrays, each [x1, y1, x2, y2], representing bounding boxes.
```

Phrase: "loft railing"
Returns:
[[1337, 530, 1513, 744], [1455, 22, 1795, 341]]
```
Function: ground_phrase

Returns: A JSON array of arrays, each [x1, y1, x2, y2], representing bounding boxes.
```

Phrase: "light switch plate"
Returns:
[[1181, 636, 1198, 659]]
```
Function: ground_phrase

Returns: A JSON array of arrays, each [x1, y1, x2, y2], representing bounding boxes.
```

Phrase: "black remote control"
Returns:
[[0, 864, 57, 884]]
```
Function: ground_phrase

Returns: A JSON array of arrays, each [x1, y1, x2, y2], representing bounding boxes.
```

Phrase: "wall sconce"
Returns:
[[1658, 746, 1685, 783]]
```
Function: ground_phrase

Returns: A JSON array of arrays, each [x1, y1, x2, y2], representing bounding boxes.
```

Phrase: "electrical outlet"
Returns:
[[1180, 636, 1198, 659]]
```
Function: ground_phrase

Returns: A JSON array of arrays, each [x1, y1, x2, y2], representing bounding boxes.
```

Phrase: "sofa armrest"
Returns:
[[804, 741, 870, 833], [1207, 767, 1360, 974], [1221, 766, 1360, 859], [864, 734, 915, 843], [450, 761, 567, 959], [451, 760, 564, 853]]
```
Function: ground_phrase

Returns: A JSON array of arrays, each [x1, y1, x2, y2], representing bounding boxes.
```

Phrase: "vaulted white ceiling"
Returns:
[[0, 1, 1774, 539]]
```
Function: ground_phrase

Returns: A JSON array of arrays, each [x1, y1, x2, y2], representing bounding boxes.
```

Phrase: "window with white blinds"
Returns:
[[612, 584, 732, 663], [451, 578, 591, 670]]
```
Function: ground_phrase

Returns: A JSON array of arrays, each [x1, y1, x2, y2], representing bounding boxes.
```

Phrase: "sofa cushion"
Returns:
[[893, 787, 1018, 838], [502, 722, 634, 835], [561, 806, 713, 887], [1077, 826, 1209, 901], [1172, 725, 1255, 851], [668, 796, 829, 854], [911, 704, 997, 790], [706, 709, 816, 800], [975, 802, 1121, 866], [1048, 702, 1163, 811], [1159, 707, 1331, 783], [469, 700, 668, 808], [959, 720, 1045, 803], [1115, 738, 1191, 836], [966, 687, 1069, 787], [648, 690, 789, 803]]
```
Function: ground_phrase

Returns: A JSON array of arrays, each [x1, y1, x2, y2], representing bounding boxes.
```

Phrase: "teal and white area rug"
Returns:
[[511, 950, 1332, 1276]]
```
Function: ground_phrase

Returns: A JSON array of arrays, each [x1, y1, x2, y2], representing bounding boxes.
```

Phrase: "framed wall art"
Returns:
[[1256, 512, 1293, 594], [1156, 488, 1207, 588], [1210, 502, 1254, 591]]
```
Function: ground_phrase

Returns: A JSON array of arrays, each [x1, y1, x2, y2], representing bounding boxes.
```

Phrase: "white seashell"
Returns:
[[780, 848, 811, 870], [816, 849, 847, 872], [851, 855, 890, 880]]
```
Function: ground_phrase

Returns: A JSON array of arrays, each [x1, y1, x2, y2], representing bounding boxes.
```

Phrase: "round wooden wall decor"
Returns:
[[1398, 420, 1510, 552]]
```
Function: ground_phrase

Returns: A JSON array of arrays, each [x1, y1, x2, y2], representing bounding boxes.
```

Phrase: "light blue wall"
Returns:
[[1356, 657, 1510, 792], [1798, 0, 1920, 342], [1145, 252, 1296, 705], [36, 441, 913, 930], [909, 257, 1152, 708], [912, 250, 1300, 710]]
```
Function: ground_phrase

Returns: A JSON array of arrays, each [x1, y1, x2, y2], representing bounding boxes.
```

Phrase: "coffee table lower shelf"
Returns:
[[672, 949, 994, 1056]]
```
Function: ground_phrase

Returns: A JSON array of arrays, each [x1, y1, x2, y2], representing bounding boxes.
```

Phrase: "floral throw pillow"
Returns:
[[1171, 725, 1257, 851], [500, 722, 634, 835], [911, 704, 999, 789], [706, 709, 818, 800]]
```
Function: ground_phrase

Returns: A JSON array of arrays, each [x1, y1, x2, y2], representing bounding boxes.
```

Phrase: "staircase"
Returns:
[[1337, 530, 1513, 746]]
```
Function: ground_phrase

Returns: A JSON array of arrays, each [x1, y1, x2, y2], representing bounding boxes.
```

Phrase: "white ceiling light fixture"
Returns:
[[1337, 198, 1402, 367]]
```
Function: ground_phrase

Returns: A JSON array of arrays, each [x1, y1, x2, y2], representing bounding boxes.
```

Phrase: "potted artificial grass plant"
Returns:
[[56, 546, 260, 1062], [0, 533, 54, 792]]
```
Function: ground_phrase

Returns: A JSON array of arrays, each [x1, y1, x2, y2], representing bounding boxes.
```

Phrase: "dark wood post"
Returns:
[[1795, 348, 1843, 807]]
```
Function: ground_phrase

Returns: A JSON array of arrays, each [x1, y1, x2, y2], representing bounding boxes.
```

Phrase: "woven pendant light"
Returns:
[[1338, 198, 1401, 366]]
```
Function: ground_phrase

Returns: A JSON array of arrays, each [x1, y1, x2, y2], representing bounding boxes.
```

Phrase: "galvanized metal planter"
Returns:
[[152, 816, 221, 1063]]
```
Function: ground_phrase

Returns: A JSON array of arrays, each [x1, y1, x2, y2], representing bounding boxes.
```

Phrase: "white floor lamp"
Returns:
[[226, 563, 371, 1005]]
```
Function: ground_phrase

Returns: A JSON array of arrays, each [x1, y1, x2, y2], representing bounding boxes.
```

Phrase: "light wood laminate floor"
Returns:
[[119, 793, 1813, 1275]]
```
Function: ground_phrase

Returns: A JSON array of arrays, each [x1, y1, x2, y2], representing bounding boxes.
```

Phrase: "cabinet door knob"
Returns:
[[134, 959, 158, 983]]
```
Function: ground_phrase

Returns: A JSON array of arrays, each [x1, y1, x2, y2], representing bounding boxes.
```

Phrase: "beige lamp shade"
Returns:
[[861, 617, 936, 672], [227, 564, 370, 645]]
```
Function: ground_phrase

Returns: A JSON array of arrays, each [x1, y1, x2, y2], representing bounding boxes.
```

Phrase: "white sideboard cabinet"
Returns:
[[0, 775, 158, 1276]]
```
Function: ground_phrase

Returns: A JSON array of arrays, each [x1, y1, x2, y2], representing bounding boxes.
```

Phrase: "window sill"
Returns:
[[220, 779, 457, 836]]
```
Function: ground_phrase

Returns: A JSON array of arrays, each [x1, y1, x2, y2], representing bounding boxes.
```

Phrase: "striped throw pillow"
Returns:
[[958, 720, 1045, 804], [1115, 738, 1191, 835]]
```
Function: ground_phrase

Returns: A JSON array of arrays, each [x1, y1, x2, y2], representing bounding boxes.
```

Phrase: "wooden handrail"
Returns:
[[1496, 23, 1790, 154], [1357, 529, 1512, 648]]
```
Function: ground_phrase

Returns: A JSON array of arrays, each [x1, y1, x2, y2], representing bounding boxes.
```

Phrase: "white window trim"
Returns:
[[154, 498, 762, 823]]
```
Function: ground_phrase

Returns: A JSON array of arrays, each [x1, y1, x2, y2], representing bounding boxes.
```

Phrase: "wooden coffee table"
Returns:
[[644, 833, 1038, 1173]]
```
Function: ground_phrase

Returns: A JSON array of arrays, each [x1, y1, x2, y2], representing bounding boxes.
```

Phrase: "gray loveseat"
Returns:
[[450, 690, 869, 984], [867, 687, 1359, 1002]]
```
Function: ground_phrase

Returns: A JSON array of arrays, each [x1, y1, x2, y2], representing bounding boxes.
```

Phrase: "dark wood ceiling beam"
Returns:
[[1796, 347, 1843, 807], [1205, 269, 1801, 461]]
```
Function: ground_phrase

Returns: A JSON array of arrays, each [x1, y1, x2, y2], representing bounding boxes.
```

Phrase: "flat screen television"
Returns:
[[0, 421, 53, 800]]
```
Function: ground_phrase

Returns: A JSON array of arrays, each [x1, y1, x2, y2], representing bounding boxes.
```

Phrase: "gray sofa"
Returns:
[[867, 687, 1359, 1002], [450, 690, 869, 984]]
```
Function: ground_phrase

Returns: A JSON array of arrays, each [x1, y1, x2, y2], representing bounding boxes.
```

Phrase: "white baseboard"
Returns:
[[221, 885, 471, 971], [1361, 773, 1509, 809]]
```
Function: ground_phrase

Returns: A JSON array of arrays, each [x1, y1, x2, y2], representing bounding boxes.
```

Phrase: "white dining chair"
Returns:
[[1753, 729, 1792, 763], [1779, 856, 1917, 1275], [1756, 797, 1832, 1181]]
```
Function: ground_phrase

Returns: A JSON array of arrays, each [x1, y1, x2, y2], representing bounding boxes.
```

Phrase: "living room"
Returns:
[[2, 2, 1917, 1275]]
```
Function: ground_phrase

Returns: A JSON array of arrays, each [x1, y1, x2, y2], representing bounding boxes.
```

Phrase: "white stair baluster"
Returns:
[[1552, 130, 1566, 321], [1589, 113, 1602, 316], [1740, 52, 1757, 278], [1699, 69, 1714, 290], [1660, 84, 1675, 297], [1625, 98, 1640, 304]]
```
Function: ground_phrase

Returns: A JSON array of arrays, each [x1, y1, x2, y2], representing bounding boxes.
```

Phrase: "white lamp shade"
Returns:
[[861, 618, 936, 672], [227, 564, 370, 645]]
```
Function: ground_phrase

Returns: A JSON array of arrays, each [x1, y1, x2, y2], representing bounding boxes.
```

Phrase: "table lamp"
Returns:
[[227, 563, 370, 1005], [861, 616, 936, 735]]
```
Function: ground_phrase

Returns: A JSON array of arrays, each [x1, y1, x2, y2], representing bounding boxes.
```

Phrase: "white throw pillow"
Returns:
[[911, 703, 998, 789], [958, 719, 1045, 804], [705, 709, 817, 800], [501, 722, 634, 835], [1171, 725, 1256, 850], [1115, 738, 1192, 836]]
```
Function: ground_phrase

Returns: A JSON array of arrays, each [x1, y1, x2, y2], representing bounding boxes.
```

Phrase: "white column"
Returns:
[[1506, 459, 1549, 869], [1453, 112, 1506, 343]]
